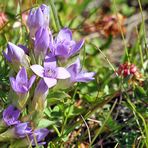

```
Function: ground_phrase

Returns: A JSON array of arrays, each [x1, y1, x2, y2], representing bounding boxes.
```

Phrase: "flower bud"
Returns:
[[3, 42, 29, 71], [27, 4, 50, 37], [32, 79, 48, 112], [34, 27, 50, 59]]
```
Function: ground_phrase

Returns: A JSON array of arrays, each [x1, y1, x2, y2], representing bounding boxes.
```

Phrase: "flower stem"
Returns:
[[0, 128, 15, 142], [137, 0, 148, 58], [113, 0, 130, 62], [0, 120, 7, 134], [49, 0, 61, 32]]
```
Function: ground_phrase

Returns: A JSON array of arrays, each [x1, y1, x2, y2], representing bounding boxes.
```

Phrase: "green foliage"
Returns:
[[0, 0, 148, 147]]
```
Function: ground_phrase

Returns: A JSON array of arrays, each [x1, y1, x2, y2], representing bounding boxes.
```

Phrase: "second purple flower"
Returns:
[[30, 55, 70, 88], [10, 67, 36, 94]]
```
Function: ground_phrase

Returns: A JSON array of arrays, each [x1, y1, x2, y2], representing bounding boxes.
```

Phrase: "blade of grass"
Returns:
[[137, 0, 148, 58], [112, 0, 130, 62], [127, 98, 148, 147], [88, 42, 118, 76], [135, 26, 144, 67], [49, 0, 61, 32], [81, 115, 92, 144]]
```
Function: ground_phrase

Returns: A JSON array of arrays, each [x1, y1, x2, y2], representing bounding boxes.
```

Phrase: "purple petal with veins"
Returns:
[[56, 67, 70, 79], [43, 77, 57, 88], [30, 65, 44, 78]]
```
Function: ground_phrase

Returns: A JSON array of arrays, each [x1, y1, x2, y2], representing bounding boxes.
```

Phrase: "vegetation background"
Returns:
[[0, 0, 148, 147]]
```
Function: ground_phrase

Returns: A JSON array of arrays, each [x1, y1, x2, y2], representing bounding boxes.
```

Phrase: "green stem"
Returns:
[[49, 0, 61, 32], [89, 42, 118, 76], [0, 128, 15, 142], [137, 0, 148, 58], [136, 26, 144, 67], [52, 125, 61, 137], [112, 0, 130, 62], [60, 87, 78, 137], [0, 120, 7, 134]]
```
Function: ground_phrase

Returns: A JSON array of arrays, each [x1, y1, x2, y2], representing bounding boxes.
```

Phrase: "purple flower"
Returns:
[[30, 55, 70, 88], [32, 79, 49, 110], [15, 122, 32, 138], [34, 27, 50, 58], [18, 44, 29, 55], [3, 42, 27, 65], [10, 67, 36, 94], [50, 28, 84, 59], [67, 58, 95, 83], [34, 79, 48, 97], [27, 4, 50, 37], [3, 105, 20, 126], [29, 128, 49, 146]]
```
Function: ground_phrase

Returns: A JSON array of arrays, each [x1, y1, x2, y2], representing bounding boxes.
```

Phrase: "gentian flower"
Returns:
[[15, 122, 32, 138], [34, 27, 50, 58], [50, 28, 84, 59], [32, 79, 48, 111], [3, 42, 29, 69], [30, 55, 70, 88], [67, 58, 95, 83], [29, 128, 49, 146], [27, 4, 50, 37], [18, 44, 29, 55], [10, 67, 36, 94], [3, 105, 20, 126]]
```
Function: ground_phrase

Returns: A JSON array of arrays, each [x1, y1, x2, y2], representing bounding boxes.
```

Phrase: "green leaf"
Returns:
[[135, 85, 147, 98], [83, 94, 96, 103], [64, 105, 84, 117], [38, 118, 55, 128], [47, 91, 70, 105], [48, 142, 56, 148]]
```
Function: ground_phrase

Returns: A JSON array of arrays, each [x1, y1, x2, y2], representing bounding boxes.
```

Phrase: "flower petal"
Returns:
[[3, 50, 11, 62], [56, 28, 72, 42], [35, 79, 48, 96], [6, 42, 25, 63], [30, 65, 44, 77], [29, 128, 49, 145], [69, 39, 84, 57], [44, 54, 56, 68], [40, 4, 50, 26], [16, 67, 28, 84], [43, 77, 57, 88], [18, 44, 29, 55], [57, 67, 70, 79], [67, 58, 81, 75], [28, 75, 36, 89], [55, 44, 69, 57], [34, 27, 49, 57], [3, 105, 20, 126], [15, 122, 32, 138], [10, 76, 28, 93], [33, 8, 44, 28], [76, 72, 95, 82], [10, 77, 17, 92]]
